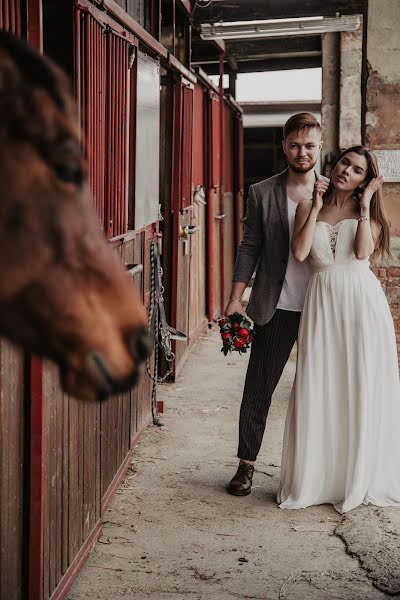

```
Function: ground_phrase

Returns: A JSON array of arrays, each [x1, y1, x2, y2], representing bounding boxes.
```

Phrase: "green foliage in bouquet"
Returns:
[[218, 312, 256, 356]]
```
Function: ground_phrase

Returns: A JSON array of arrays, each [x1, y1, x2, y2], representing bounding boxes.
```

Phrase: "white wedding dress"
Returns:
[[278, 218, 400, 513]]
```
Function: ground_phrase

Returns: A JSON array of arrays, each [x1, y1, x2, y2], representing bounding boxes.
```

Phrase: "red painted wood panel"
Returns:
[[223, 103, 234, 193], [181, 84, 193, 209], [192, 83, 205, 187], [0, 342, 26, 600]]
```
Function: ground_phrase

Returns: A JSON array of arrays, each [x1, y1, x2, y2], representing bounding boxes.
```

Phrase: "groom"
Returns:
[[226, 112, 328, 496]]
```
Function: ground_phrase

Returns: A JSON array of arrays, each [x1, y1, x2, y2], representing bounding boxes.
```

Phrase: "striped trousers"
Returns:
[[238, 309, 301, 461]]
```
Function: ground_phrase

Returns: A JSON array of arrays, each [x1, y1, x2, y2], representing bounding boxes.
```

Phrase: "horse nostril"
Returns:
[[130, 329, 153, 363]]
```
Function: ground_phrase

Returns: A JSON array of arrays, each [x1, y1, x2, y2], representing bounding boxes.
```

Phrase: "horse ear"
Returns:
[[0, 30, 68, 111]]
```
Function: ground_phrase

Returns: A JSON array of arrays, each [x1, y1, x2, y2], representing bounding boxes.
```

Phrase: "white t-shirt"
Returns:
[[276, 197, 312, 312]]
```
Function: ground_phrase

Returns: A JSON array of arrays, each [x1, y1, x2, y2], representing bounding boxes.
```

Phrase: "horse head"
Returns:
[[0, 31, 151, 400]]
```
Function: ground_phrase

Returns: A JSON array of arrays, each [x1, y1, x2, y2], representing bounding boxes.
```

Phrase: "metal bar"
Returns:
[[93, 18, 99, 218], [127, 46, 137, 230], [118, 37, 123, 236], [121, 39, 127, 235], [219, 51, 225, 315], [172, 0, 176, 57], [114, 35, 119, 237], [74, 0, 138, 44], [116, 37, 122, 236], [15, 0, 21, 37], [87, 15, 94, 210], [3, 0, 9, 30], [9, 0, 15, 32], [126, 263, 143, 277], [168, 54, 197, 85], [224, 93, 243, 115], [98, 0, 167, 58], [119, 38, 125, 235], [177, 0, 191, 14], [93, 18, 99, 219], [206, 89, 215, 321], [106, 31, 112, 237], [26, 0, 43, 52], [122, 42, 128, 233], [100, 27, 106, 229], [112, 34, 118, 238]]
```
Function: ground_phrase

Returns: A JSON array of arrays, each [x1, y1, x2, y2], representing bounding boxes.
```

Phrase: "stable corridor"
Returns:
[[69, 330, 399, 600]]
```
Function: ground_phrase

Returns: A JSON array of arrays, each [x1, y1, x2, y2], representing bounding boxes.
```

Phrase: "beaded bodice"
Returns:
[[328, 223, 340, 255]]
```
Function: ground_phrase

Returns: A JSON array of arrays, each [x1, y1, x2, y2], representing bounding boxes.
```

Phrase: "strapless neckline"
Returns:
[[316, 218, 358, 228]]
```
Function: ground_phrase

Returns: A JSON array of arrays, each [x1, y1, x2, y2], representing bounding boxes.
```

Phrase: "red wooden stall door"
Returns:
[[188, 83, 207, 339], [222, 103, 235, 310], [171, 78, 194, 374], [207, 91, 222, 320]]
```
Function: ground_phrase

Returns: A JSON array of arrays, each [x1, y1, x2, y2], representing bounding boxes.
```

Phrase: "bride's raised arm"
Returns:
[[291, 180, 328, 262]]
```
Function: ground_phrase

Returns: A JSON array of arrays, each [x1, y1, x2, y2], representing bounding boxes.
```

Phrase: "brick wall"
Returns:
[[372, 266, 400, 356]]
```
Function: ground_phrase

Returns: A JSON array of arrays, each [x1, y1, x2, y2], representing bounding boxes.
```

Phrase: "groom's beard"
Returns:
[[288, 158, 318, 173]]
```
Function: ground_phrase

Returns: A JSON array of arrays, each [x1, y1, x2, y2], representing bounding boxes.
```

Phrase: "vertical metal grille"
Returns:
[[105, 31, 129, 238], [75, 9, 131, 238], [75, 9, 106, 225], [0, 0, 22, 34]]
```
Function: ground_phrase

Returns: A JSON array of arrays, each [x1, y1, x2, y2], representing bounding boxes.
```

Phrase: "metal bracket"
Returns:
[[128, 45, 136, 69], [126, 263, 143, 277]]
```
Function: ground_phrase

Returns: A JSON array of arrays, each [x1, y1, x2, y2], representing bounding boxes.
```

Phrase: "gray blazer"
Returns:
[[232, 168, 328, 326]]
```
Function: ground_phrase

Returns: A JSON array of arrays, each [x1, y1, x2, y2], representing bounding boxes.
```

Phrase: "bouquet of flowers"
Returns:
[[218, 312, 256, 356]]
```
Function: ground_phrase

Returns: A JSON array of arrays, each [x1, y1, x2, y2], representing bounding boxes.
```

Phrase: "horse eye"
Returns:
[[49, 139, 84, 185]]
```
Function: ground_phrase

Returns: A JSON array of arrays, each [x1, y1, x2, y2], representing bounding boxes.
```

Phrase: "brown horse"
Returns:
[[0, 31, 150, 401]]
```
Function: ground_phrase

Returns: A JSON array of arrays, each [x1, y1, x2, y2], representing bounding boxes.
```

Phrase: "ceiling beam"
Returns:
[[192, 0, 366, 26], [198, 55, 322, 75], [192, 34, 321, 63]]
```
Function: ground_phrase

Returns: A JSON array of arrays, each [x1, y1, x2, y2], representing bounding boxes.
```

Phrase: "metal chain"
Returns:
[[146, 239, 176, 425]]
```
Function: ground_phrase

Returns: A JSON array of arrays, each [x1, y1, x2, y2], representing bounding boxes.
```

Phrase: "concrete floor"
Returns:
[[69, 329, 400, 600]]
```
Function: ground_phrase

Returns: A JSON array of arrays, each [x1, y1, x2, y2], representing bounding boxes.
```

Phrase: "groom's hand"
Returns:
[[224, 299, 246, 317]]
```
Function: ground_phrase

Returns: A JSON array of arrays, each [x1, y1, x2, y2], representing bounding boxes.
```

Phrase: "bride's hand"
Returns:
[[359, 175, 384, 209], [312, 179, 329, 212]]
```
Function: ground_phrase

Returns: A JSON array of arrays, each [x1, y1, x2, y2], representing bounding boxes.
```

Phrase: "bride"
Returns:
[[278, 145, 400, 514]]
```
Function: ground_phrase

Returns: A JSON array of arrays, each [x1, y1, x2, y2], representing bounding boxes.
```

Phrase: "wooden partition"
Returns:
[[222, 102, 235, 309], [0, 4, 30, 600], [38, 230, 153, 600], [189, 82, 207, 338], [207, 90, 222, 320], [0, 343, 27, 600]]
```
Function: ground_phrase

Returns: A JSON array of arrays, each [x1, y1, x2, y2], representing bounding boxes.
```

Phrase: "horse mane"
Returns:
[[0, 29, 66, 110]]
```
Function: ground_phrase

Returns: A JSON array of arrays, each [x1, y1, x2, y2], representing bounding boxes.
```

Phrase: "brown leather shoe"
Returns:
[[227, 463, 254, 496]]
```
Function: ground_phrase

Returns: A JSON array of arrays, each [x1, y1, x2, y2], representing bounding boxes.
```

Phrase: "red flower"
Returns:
[[233, 337, 246, 349], [219, 312, 256, 356]]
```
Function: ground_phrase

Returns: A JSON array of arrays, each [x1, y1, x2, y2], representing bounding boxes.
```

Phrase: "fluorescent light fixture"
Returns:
[[200, 15, 361, 41]]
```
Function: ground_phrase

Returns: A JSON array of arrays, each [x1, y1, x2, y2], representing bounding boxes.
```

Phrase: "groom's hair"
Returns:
[[283, 112, 321, 139]]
